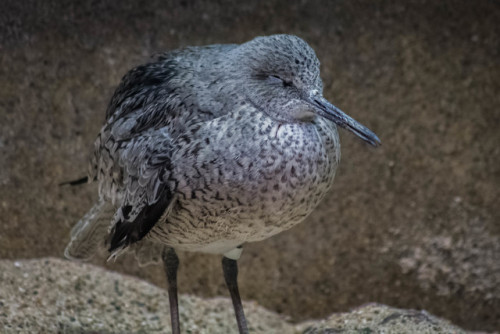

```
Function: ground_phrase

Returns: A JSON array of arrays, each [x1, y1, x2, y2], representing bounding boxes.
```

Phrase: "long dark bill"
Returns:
[[311, 96, 381, 147]]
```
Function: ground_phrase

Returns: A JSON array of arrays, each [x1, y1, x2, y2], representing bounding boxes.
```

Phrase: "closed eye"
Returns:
[[268, 75, 294, 87]]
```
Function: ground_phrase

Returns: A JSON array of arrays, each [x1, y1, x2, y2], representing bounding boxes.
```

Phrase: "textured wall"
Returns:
[[1, 0, 499, 331]]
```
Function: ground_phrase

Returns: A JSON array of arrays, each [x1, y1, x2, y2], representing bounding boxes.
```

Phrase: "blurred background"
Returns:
[[1, 0, 499, 331]]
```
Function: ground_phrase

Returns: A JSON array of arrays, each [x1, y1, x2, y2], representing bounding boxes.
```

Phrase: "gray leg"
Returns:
[[222, 256, 249, 334], [162, 248, 180, 334]]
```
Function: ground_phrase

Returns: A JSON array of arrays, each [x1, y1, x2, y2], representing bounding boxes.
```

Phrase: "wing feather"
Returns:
[[107, 130, 178, 254]]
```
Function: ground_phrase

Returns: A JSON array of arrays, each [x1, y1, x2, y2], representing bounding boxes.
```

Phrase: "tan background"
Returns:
[[1, 0, 499, 331]]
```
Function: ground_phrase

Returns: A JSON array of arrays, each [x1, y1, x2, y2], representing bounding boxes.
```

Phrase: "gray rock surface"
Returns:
[[0, 0, 499, 332], [0, 258, 293, 334], [0, 258, 479, 334], [298, 303, 469, 334]]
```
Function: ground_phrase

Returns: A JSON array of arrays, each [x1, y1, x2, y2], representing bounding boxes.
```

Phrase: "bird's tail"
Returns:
[[64, 200, 116, 261]]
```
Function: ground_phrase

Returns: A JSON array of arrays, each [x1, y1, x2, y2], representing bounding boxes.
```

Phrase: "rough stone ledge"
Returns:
[[0, 258, 488, 334]]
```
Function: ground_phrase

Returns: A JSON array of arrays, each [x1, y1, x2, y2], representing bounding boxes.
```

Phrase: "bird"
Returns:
[[64, 34, 380, 334]]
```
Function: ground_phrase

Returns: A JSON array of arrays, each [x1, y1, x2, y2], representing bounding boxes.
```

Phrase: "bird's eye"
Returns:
[[268, 75, 293, 87]]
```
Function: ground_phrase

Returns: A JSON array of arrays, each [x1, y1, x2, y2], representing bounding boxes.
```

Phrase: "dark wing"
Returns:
[[90, 44, 238, 254], [89, 51, 187, 193], [90, 54, 186, 254], [107, 130, 178, 254]]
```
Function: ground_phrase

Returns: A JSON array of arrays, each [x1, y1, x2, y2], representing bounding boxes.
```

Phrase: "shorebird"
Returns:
[[64, 34, 380, 334]]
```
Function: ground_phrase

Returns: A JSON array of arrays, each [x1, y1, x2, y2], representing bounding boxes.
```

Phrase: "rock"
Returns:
[[0, 258, 292, 334], [0, 258, 479, 334], [298, 304, 468, 334]]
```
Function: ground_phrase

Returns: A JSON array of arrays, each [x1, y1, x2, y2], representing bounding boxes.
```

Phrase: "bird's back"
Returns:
[[90, 44, 239, 203]]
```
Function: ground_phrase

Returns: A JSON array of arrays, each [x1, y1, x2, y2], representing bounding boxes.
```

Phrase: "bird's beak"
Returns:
[[310, 95, 381, 147]]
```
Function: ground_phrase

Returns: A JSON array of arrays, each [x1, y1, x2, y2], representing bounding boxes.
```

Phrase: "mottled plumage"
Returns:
[[65, 34, 380, 334]]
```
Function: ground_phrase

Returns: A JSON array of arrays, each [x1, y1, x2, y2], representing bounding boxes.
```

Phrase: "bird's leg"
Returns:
[[162, 247, 180, 334], [222, 251, 249, 334]]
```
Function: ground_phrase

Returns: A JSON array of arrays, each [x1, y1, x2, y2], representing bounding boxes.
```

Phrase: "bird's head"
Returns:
[[233, 34, 380, 147]]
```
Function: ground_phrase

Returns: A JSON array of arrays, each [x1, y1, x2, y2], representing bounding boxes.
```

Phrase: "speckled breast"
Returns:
[[150, 111, 340, 254]]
